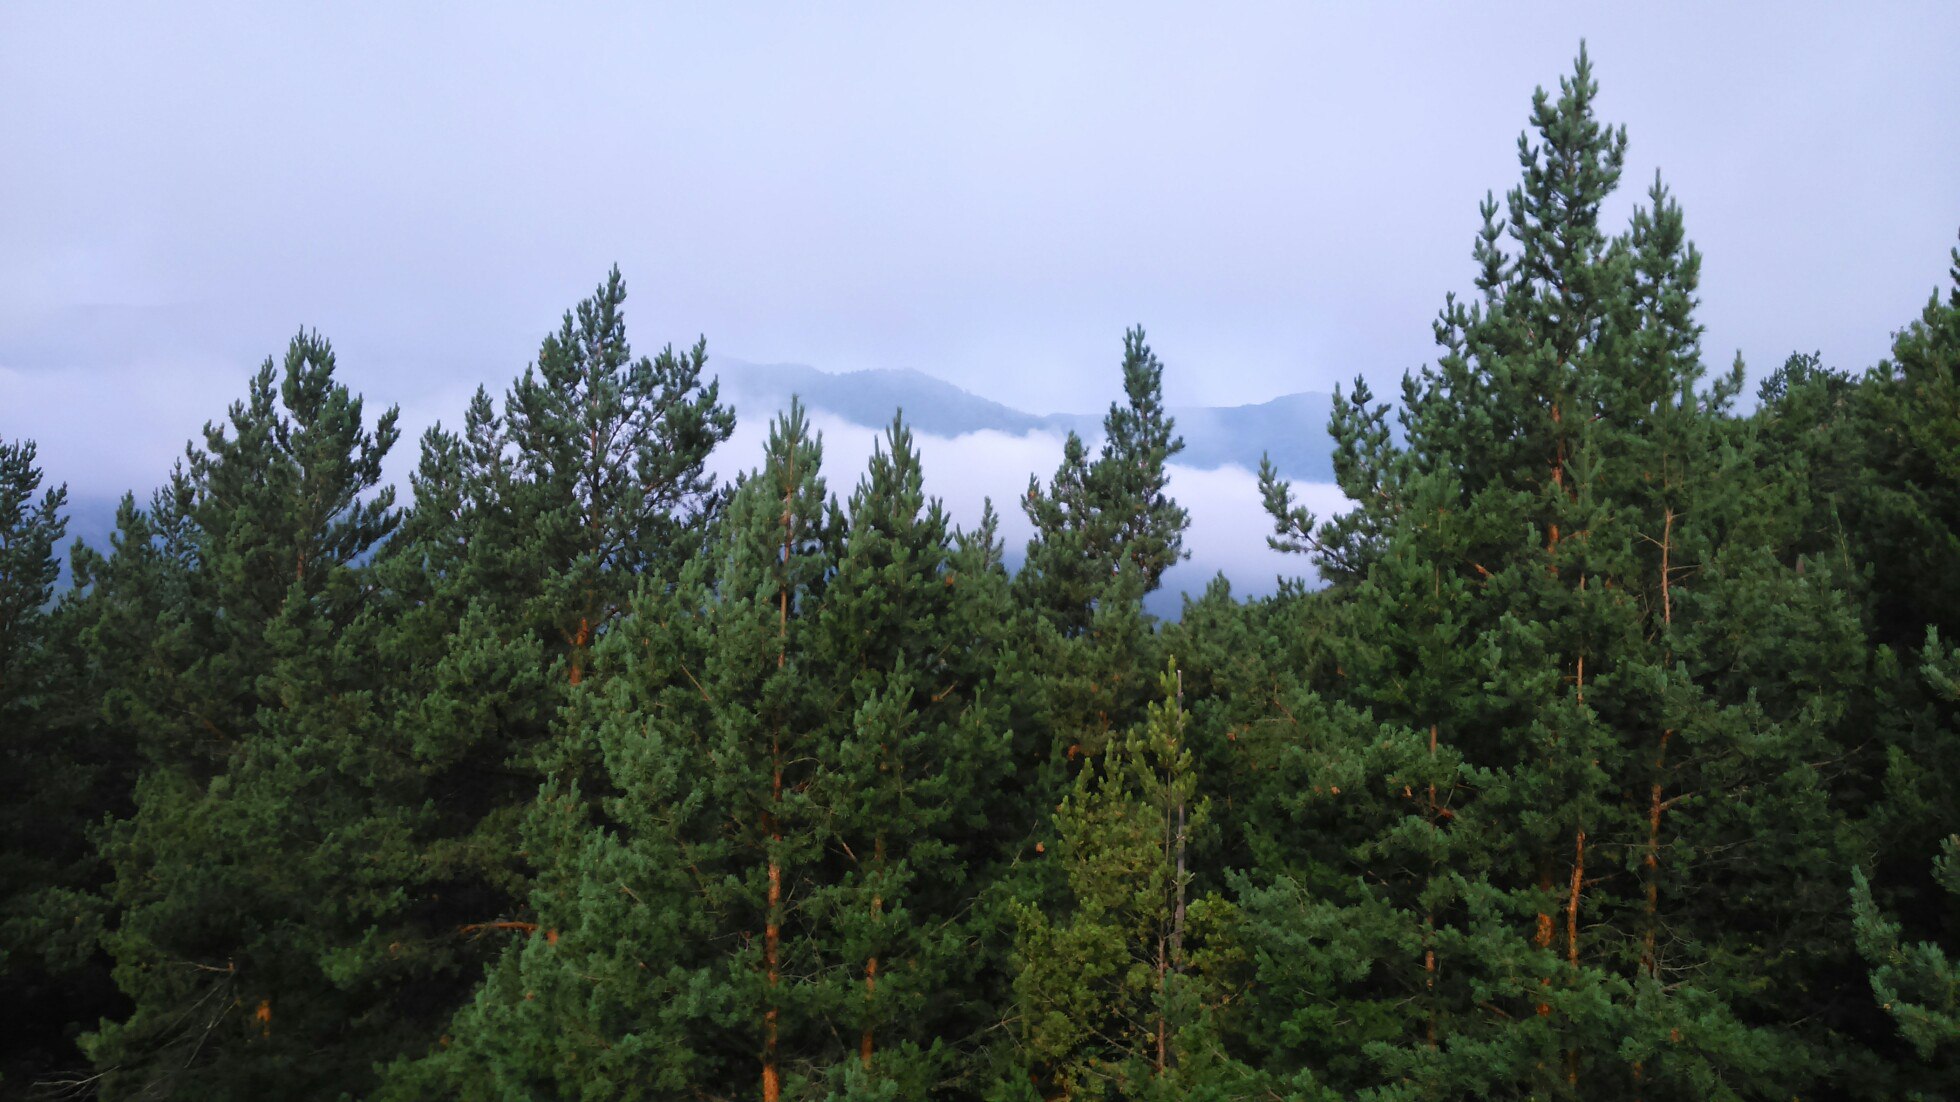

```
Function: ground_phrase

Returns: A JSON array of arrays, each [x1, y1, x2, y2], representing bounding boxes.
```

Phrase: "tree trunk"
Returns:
[[764, 479, 792, 1102], [1155, 933, 1168, 1075], [1565, 828, 1586, 1088], [1426, 722, 1439, 1047], [862, 835, 884, 1071], [1565, 829, 1585, 968], [568, 616, 590, 685], [1643, 509, 1675, 978], [763, 779, 782, 1102], [1642, 733, 1671, 978], [1160, 670, 1189, 1075]]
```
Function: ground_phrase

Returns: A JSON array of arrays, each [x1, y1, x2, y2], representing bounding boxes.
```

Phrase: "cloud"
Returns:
[[710, 408, 1347, 605], [1160, 463, 1345, 602], [0, 359, 237, 497], [5, 353, 1346, 606], [711, 408, 1058, 549]]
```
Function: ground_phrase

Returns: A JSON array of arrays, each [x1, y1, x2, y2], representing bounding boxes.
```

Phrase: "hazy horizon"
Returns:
[[5, 3, 1956, 598]]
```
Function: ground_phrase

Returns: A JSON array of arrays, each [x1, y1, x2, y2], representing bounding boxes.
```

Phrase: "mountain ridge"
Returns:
[[712, 357, 1338, 483]]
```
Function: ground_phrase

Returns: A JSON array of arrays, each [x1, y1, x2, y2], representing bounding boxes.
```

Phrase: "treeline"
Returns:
[[3, 51, 1957, 1100]]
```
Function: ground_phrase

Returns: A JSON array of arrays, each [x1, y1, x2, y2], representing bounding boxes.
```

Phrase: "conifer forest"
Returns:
[[5, 50, 1960, 1101]]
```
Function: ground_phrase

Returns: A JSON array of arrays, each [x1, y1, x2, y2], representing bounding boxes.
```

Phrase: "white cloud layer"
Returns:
[[711, 408, 1347, 603], [7, 357, 1343, 604], [0, 360, 237, 499]]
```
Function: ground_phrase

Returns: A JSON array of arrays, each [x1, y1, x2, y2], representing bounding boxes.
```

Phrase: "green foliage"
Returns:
[[1851, 840, 1959, 1064], [802, 415, 1016, 1096], [1021, 327, 1189, 634], [1846, 629, 1960, 1095], [332, 269, 742, 1083], [1860, 239, 1960, 642], [0, 439, 66, 671], [79, 331, 414, 1100], [1010, 663, 1226, 1101], [0, 441, 71, 919], [1240, 44, 1871, 1099], [392, 407, 1020, 1100], [2, 48, 1956, 1102], [0, 438, 114, 1087]]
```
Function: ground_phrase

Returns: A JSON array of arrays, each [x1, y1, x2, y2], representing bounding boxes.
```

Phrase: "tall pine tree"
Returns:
[[1246, 45, 1864, 1098], [361, 268, 735, 1039], [83, 332, 412, 1100]]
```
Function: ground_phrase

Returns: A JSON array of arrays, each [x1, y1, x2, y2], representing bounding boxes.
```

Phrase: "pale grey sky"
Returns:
[[3, 2, 1956, 513]]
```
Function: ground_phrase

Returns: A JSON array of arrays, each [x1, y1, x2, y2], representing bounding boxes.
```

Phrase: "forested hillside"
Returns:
[[3, 51, 1956, 1100]]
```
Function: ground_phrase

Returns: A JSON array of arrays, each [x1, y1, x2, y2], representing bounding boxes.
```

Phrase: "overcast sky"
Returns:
[[3, 2, 1956, 534]]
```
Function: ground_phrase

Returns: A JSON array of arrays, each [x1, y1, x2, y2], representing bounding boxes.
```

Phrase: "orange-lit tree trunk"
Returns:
[[1642, 509, 1676, 978], [762, 481, 793, 1102], [1564, 646, 1588, 1088], [1425, 721, 1440, 1048], [861, 835, 884, 1071], [762, 758, 783, 1102], [1535, 869, 1556, 1019], [567, 616, 590, 685], [1535, 419, 1566, 1001], [1565, 827, 1586, 1088], [1565, 830, 1587, 968]]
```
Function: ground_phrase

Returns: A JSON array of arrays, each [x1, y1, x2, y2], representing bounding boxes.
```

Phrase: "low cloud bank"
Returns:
[[712, 409, 1349, 605], [0, 360, 240, 502], [4, 365, 1348, 605]]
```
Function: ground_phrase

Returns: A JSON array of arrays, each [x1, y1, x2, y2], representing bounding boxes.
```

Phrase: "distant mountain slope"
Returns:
[[713, 362, 1053, 438], [713, 359, 1337, 483], [1169, 392, 1336, 484]]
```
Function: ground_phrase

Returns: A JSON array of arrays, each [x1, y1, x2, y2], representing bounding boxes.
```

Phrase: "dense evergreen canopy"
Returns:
[[3, 49, 1956, 1101]]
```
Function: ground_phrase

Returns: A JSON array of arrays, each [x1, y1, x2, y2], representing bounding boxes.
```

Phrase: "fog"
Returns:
[[4, 4, 1953, 601], [713, 407, 1347, 603]]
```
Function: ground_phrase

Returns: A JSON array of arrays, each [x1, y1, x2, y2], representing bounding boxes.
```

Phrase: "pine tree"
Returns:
[[1008, 663, 1226, 1100], [0, 443, 70, 890], [1851, 242, 1960, 973], [0, 438, 112, 1089], [1845, 627, 1960, 1097], [802, 415, 1014, 1098], [0, 440, 65, 692], [385, 402, 836, 1100], [1020, 327, 1189, 634], [500, 266, 736, 685], [1229, 468, 1520, 1099], [82, 331, 412, 1100], [998, 331, 1200, 1098], [357, 269, 735, 1042], [1752, 238, 1960, 1091], [1244, 45, 1865, 1098], [1851, 831, 1959, 1093], [1013, 327, 1193, 839], [1856, 236, 1960, 645]]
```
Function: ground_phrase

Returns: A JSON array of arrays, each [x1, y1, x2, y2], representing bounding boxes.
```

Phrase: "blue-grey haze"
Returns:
[[2, 3, 1955, 600], [713, 359, 1336, 481]]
